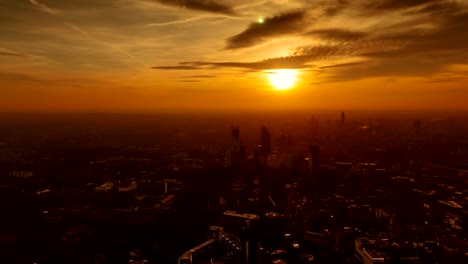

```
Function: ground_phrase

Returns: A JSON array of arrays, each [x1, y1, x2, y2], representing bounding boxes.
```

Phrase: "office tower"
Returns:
[[222, 212, 260, 264], [232, 126, 240, 151], [227, 127, 245, 181], [457, 140, 468, 158], [308, 116, 319, 143], [280, 133, 294, 149], [260, 125, 271, 153], [227, 127, 241, 167], [308, 145, 320, 177]]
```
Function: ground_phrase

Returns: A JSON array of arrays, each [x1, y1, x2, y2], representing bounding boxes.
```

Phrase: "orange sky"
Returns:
[[1, 0, 468, 112]]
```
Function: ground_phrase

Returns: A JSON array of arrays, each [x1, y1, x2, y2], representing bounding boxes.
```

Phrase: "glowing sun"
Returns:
[[268, 69, 297, 90]]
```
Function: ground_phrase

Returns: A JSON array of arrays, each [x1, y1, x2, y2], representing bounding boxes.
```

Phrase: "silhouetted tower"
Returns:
[[232, 126, 240, 151], [260, 125, 271, 153], [228, 126, 245, 181], [457, 140, 468, 158], [308, 145, 320, 177], [341, 112, 345, 126], [308, 116, 319, 143]]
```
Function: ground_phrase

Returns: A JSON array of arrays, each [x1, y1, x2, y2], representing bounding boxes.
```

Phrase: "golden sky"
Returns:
[[1, 0, 468, 112]]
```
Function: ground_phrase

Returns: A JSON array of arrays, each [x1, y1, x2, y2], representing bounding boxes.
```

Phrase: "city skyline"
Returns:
[[1, 0, 468, 112]]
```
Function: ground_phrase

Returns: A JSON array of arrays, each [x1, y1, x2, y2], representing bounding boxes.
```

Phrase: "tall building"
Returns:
[[232, 126, 240, 151], [260, 125, 271, 153], [227, 127, 245, 181], [280, 133, 294, 150], [222, 212, 260, 264], [341, 112, 345, 126], [308, 145, 320, 177], [308, 116, 319, 143], [457, 140, 468, 158]]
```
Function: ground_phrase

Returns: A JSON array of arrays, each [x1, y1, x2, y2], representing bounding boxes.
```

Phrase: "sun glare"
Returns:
[[267, 69, 298, 90]]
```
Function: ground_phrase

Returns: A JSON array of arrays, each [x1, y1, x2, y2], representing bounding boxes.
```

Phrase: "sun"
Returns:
[[267, 69, 298, 90]]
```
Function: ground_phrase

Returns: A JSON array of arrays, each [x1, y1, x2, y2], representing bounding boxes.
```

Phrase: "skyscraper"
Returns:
[[341, 112, 345, 126], [308, 145, 320, 177], [227, 126, 245, 181], [232, 126, 240, 151], [308, 116, 319, 144], [260, 125, 271, 153]]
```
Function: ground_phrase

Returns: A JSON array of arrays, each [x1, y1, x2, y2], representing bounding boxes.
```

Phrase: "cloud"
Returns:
[[0, 51, 27, 57], [28, 0, 143, 66], [0, 72, 39, 81], [155, 0, 468, 83], [5, 0, 468, 90], [175, 75, 217, 78], [225, 11, 307, 49], [306, 29, 366, 41], [367, 0, 440, 10], [154, 54, 317, 71], [412, 1, 461, 15], [426, 76, 467, 83], [177, 80, 201, 83], [152, 65, 202, 70], [319, 62, 368, 69], [292, 45, 362, 59], [146, 16, 208, 27], [291, 1, 468, 82], [29, 0, 59, 15], [154, 42, 373, 72], [152, 0, 236, 15]]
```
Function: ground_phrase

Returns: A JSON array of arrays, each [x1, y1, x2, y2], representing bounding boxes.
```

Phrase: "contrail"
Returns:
[[30, 0, 58, 15], [63, 22, 144, 66], [29, 0, 145, 66], [233, 0, 268, 10], [146, 16, 207, 27]]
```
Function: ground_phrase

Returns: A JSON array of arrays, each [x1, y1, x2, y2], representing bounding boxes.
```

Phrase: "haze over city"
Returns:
[[1, 0, 468, 112]]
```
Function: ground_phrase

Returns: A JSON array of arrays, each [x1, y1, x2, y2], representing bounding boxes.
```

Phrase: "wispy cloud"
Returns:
[[225, 11, 307, 49], [0, 51, 27, 57], [366, 0, 440, 11], [29, 0, 59, 15], [152, 65, 202, 70], [306, 29, 366, 42], [177, 80, 201, 83], [154, 55, 316, 71], [426, 76, 467, 83], [233, 0, 268, 11], [152, 0, 236, 15], [319, 62, 368, 69], [29, 0, 144, 66], [0, 72, 40, 81], [174, 75, 217, 78], [146, 16, 208, 27]]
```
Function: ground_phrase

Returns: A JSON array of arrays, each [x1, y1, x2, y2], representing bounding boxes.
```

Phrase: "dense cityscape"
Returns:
[[1, 111, 467, 264]]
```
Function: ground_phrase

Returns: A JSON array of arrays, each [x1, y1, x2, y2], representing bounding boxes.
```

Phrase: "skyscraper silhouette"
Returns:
[[260, 125, 271, 153], [308, 145, 320, 177]]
